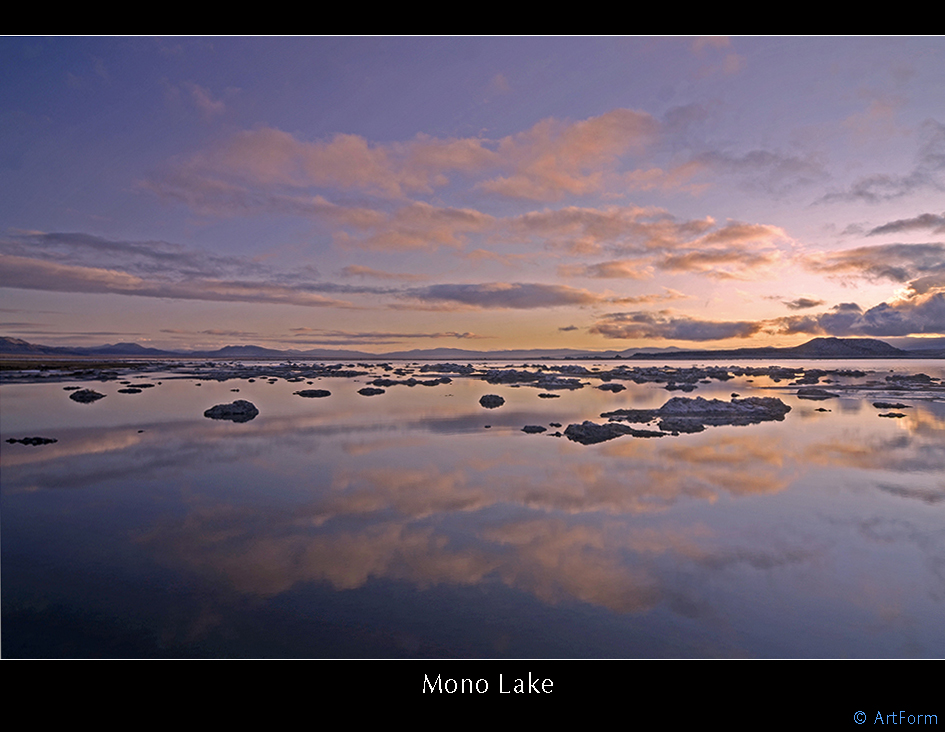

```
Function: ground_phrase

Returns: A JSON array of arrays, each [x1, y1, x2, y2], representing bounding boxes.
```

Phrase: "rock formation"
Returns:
[[203, 400, 259, 422]]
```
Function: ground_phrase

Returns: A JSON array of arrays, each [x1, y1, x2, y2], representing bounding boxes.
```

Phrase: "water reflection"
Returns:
[[3, 362, 944, 656]]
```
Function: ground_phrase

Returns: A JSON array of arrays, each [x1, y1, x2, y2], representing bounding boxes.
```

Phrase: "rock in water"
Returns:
[[203, 400, 259, 422], [796, 387, 839, 400], [598, 383, 626, 392], [521, 425, 547, 434], [479, 394, 505, 408], [294, 389, 331, 398], [69, 389, 106, 403], [577, 395, 793, 443], [564, 421, 664, 445], [358, 387, 385, 396]]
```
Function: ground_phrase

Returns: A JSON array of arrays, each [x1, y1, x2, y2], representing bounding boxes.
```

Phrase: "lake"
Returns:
[[2, 359, 944, 657]]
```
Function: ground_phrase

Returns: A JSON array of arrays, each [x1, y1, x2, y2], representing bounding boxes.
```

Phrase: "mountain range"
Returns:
[[3, 336, 944, 360]]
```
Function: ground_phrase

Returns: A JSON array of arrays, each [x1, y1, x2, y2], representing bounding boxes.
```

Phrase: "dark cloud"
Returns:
[[558, 325, 579, 332], [805, 243, 945, 283], [590, 311, 763, 341], [0, 254, 355, 308], [783, 297, 825, 310], [406, 283, 603, 309], [773, 295, 945, 337], [0, 232, 411, 308], [867, 212, 945, 236], [1, 231, 268, 281]]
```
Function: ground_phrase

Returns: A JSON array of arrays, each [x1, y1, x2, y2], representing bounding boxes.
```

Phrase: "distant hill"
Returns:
[[0, 337, 64, 355], [1, 335, 939, 360], [627, 337, 912, 360], [82, 342, 178, 356]]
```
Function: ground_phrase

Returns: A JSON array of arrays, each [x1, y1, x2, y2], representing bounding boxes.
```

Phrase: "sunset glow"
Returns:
[[2, 37, 943, 353]]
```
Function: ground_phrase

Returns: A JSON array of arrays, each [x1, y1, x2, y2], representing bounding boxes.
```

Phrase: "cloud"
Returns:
[[590, 311, 763, 341], [773, 293, 945, 337], [690, 37, 745, 77], [489, 72, 511, 93], [0, 254, 353, 308], [335, 202, 495, 252], [507, 204, 715, 255], [558, 259, 653, 280], [867, 212, 945, 236], [405, 282, 604, 309], [662, 103, 712, 137], [509, 208, 789, 280], [183, 82, 226, 119], [144, 109, 680, 214], [479, 109, 660, 201], [147, 126, 498, 202], [819, 118, 945, 203], [340, 265, 426, 281], [691, 37, 731, 53], [804, 243, 945, 283], [2, 231, 256, 279], [657, 246, 782, 280], [691, 149, 828, 194], [147, 165, 496, 252], [783, 297, 826, 310], [286, 328, 490, 345], [161, 328, 262, 338], [654, 222, 788, 279], [460, 248, 532, 268]]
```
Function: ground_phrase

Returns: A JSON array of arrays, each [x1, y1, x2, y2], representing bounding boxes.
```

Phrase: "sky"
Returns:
[[1, 37, 944, 353]]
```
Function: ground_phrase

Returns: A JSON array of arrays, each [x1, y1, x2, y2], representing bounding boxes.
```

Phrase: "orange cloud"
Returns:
[[480, 109, 660, 201]]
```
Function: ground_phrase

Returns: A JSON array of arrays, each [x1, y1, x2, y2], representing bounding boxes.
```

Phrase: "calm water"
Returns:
[[2, 360, 944, 657]]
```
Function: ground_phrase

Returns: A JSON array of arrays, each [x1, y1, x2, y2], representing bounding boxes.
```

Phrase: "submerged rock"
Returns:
[[479, 394, 505, 409], [796, 387, 839, 400], [295, 389, 331, 398], [69, 389, 106, 403], [873, 402, 910, 409], [878, 412, 907, 418], [203, 400, 259, 422], [117, 388, 142, 394]]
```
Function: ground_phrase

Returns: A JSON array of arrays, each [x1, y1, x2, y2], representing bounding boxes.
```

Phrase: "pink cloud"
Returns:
[[480, 109, 660, 201]]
